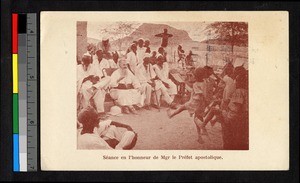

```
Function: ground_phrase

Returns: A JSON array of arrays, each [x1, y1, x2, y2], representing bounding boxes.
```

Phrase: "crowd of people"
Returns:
[[77, 34, 249, 150]]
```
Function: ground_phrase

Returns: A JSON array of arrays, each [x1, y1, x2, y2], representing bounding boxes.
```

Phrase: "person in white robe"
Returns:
[[126, 43, 138, 75], [77, 54, 111, 113], [153, 55, 177, 99], [135, 55, 155, 109], [151, 56, 177, 108], [109, 58, 142, 114], [136, 38, 146, 65], [93, 49, 118, 78]]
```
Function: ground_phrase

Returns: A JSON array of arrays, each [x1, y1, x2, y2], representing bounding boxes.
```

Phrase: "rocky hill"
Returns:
[[88, 23, 198, 50]]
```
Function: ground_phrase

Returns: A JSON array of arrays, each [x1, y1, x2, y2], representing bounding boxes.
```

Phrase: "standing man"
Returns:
[[97, 36, 112, 60], [137, 38, 146, 65], [126, 43, 138, 74], [144, 39, 151, 53], [155, 28, 173, 48]]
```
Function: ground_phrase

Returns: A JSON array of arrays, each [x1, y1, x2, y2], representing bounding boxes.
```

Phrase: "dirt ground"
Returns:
[[110, 106, 223, 150]]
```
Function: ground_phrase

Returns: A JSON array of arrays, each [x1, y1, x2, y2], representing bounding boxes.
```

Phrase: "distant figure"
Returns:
[[185, 50, 195, 67], [144, 39, 151, 53], [177, 44, 185, 62], [155, 28, 173, 48]]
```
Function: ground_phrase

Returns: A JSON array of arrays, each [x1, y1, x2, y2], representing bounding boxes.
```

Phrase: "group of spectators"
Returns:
[[77, 37, 178, 115], [77, 35, 249, 150]]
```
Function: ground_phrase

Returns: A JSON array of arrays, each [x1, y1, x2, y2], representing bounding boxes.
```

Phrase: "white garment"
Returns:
[[135, 64, 153, 106], [94, 58, 118, 77], [135, 64, 153, 83], [152, 64, 177, 96], [222, 75, 236, 100], [77, 131, 112, 150], [137, 46, 146, 65], [77, 64, 96, 92], [109, 68, 142, 106], [97, 119, 136, 149], [150, 64, 174, 105], [77, 64, 111, 112], [126, 51, 138, 74]]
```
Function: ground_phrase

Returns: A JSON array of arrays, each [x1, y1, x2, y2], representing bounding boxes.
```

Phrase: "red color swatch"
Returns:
[[12, 14, 18, 54]]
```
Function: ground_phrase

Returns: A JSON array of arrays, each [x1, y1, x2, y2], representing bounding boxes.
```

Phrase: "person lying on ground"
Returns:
[[77, 107, 137, 150]]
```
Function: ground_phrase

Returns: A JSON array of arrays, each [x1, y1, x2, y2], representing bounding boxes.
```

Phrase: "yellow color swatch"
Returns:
[[13, 54, 18, 93]]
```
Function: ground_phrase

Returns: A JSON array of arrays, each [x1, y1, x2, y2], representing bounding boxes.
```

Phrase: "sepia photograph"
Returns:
[[41, 11, 288, 170], [76, 21, 249, 150]]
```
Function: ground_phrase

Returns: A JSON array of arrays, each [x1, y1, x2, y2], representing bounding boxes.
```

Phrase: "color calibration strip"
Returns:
[[12, 13, 38, 172], [12, 13, 20, 172]]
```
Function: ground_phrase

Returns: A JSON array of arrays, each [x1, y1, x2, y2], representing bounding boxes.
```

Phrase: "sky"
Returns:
[[87, 21, 212, 42]]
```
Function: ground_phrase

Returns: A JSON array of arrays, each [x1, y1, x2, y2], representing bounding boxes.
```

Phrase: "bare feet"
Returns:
[[169, 101, 177, 109], [143, 105, 151, 110], [128, 106, 138, 115], [123, 106, 130, 114]]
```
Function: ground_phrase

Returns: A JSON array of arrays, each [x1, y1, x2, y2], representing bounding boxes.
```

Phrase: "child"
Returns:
[[167, 67, 206, 143], [200, 65, 235, 134], [221, 72, 248, 150]]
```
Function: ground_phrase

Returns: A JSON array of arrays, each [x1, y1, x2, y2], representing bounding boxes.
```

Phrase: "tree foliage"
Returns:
[[206, 22, 248, 52], [99, 22, 139, 50]]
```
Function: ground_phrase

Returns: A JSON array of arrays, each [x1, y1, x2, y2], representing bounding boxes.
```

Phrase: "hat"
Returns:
[[95, 49, 103, 55], [83, 53, 91, 57], [82, 53, 92, 63], [144, 53, 151, 58], [130, 43, 137, 49], [102, 36, 109, 41], [108, 106, 123, 116], [138, 38, 144, 42]]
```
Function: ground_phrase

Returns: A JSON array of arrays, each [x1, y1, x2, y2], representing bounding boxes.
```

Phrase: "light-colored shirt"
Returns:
[[126, 51, 138, 74], [135, 64, 155, 84], [162, 62, 169, 79], [77, 132, 112, 149], [77, 64, 97, 92], [137, 47, 146, 65], [110, 68, 141, 88], [152, 64, 168, 83], [96, 119, 119, 140], [222, 75, 236, 100]]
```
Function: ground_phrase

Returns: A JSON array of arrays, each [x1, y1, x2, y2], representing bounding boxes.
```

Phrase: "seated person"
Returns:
[[151, 55, 177, 109], [135, 55, 156, 110], [77, 53, 111, 113], [94, 49, 118, 77], [77, 107, 137, 150], [109, 58, 142, 114], [152, 55, 177, 100]]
